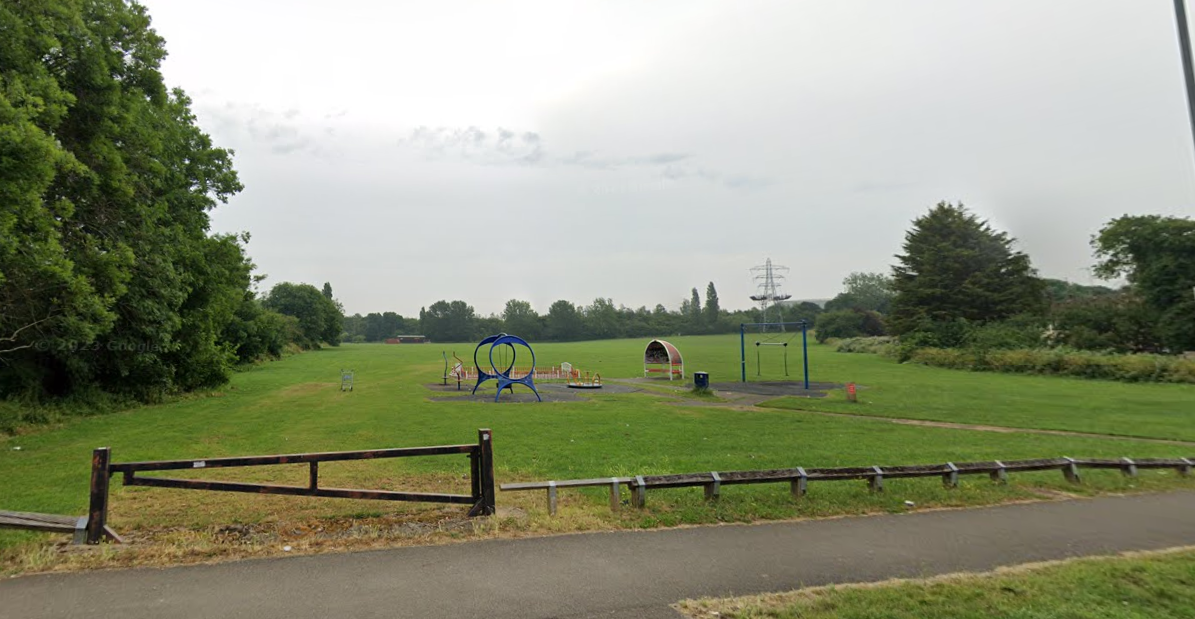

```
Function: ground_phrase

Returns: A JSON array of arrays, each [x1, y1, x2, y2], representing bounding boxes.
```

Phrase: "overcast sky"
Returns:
[[138, 0, 1195, 317]]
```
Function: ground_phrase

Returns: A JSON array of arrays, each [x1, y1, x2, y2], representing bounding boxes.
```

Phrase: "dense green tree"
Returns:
[[362, 312, 398, 342], [263, 283, 342, 348], [890, 202, 1045, 335], [825, 272, 895, 314], [419, 300, 476, 342], [501, 299, 542, 340], [1049, 292, 1161, 353], [0, 0, 252, 399], [1092, 215, 1195, 352], [545, 300, 584, 341], [1043, 278, 1116, 304], [584, 298, 621, 340], [322, 282, 333, 299], [704, 283, 721, 330], [814, 309, 886, 343], [341, 313, 364, 342], [791, 301, 823, 326], [222, 295, 297, 362]]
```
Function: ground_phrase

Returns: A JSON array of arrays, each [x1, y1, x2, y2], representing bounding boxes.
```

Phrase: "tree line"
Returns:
[[811, 202, 1195, 357], [340, 282, 822, 343]]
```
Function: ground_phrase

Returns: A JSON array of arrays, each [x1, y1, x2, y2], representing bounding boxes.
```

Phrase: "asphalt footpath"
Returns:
[[3, 492, 1194, 619]]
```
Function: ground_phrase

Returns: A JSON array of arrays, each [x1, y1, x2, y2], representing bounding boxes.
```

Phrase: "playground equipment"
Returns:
[[567, 371, 602, 389], [442, 351, 465, 390], [340, 369, 354, 392], [644, 339, 684, 380], [471, 333, 541, 402], [740, 321, 810, 389]]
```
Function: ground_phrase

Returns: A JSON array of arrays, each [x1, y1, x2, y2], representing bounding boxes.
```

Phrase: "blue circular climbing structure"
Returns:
[[470, 333, 541, 402]]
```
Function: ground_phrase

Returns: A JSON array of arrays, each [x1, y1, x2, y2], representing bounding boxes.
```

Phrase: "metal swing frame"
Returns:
[[740, 321, 810, 389]]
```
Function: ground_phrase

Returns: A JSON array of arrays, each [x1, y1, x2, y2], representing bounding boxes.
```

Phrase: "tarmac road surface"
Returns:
[[3, 492, 1194, 619]]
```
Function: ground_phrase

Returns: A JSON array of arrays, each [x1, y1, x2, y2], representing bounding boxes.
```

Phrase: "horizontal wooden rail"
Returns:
[[0, 510, 122, 544], [124, 477, 477, 504], [500, 477, 633, 515], [501, 456, 1195, 514], [84, 430, 496, 544], [109, 444, 477, 473]]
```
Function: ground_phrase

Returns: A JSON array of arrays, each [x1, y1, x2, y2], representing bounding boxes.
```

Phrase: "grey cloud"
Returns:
[[560, 150, 691, 170], [661, 163, 769, 191], [398, 125, 766, 191], [202, 102, 322, 156], [399, 125, 543, 165]]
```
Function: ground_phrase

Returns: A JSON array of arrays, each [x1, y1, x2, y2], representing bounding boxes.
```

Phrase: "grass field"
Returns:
[[677, 548, 1195, 619], [1, 335, 1192, 573]]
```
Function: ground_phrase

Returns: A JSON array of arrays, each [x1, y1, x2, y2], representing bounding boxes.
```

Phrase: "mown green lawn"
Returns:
[[678, 549, 1195, 619], [758, 346, 1195, 441], [1, 335, 1192, 567]]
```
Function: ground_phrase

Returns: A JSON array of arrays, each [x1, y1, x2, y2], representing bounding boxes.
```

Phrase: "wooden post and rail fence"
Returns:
[[500, 456, 1195, 516], [1, 430, 495, 544], [5, 432, 1195, 543]]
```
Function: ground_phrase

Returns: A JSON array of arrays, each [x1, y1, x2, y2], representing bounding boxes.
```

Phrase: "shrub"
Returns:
[[835, 336, 897, 354], [815, 310, 886, 343], [908, 347, 1195, 384], [964, 317, 1048, 352]]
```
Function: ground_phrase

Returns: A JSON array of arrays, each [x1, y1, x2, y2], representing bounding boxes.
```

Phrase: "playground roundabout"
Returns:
[[425, 381, 642, 403]]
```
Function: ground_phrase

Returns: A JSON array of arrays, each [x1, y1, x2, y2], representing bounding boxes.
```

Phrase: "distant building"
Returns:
[[385, 335, 430, 344]]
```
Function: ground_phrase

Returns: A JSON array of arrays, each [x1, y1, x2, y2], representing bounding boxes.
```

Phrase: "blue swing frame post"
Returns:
[[471, 333, 542, 402], [740, 321, 809, 389]]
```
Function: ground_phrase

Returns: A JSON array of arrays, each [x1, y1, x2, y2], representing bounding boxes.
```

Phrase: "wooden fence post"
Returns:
[[790, 467, 807, 499], [609, 478, 621, 512], [478, 429, 496, 515], [868, 466, 884, 494], [1119, 458, 1137, 478], [547, 481, 557, 516], [990, 461, 1008, 484], [1063, 457, 1081, 484], [704, 472, 721, 501], [943, 462, 959, 489], [632, 476, 646, 508], [85, 447, 111, 544]]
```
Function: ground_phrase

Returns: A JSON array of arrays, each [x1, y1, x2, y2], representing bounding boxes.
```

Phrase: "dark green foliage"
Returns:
[[419, 300, 478, 342], [824, 272, 894, 314], [584, 298, 621, 340], [814, 309, 886, 343], [962, 315, 1047, 352], [890, 202, 1046, 335], [263, 283, 343, 349], [1049, 291, 1163, 353], [0, 0, 266, 400], [501, 299, 542, 340], [687, 288, 702, 329], [703, 282, 721, 330], [1093, 215, 1195, 352], [1043, 278, 1116, 304], [545, 300, 583, 341]]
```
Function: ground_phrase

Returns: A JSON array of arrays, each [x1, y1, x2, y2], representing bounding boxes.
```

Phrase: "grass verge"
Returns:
[[675, 547, 1195, 619]]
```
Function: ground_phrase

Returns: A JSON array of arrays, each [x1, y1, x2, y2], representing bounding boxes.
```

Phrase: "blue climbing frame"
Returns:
[[470, 333, 542, 402], [739, 321, 810, 389]]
